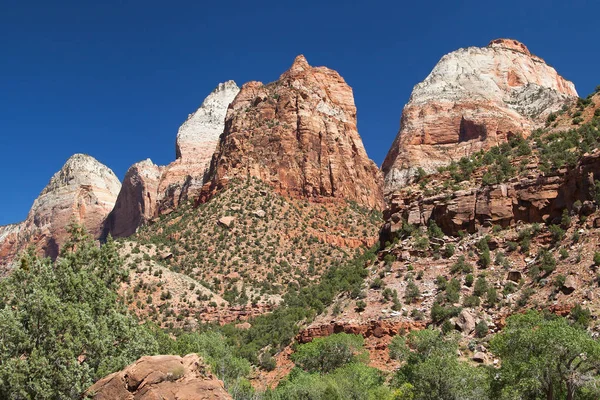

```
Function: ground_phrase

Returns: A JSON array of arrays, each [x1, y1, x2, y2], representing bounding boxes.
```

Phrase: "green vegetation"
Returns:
[[291, 333, 366, 373], [218, 246, 378, 364], [391, 329, 489, 400], [491, 311, 600, 400], [0, 225, 159, 399]]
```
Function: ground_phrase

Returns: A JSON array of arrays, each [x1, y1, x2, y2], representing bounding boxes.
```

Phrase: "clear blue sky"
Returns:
[[1, 0, 598, 225]]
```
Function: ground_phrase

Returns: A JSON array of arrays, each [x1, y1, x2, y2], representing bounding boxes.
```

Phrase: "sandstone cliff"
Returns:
[[0, 154, 121, 266], [105, 82, 239, 238], [87, 354, 231, 400], [382, 151, 600, 239], [202, 55, 384, 210], [382, 38, 578, 191], [104, 159, 162, 238]]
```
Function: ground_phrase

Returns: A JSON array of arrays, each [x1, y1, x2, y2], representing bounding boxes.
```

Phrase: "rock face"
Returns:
[[103, 159, 162, 238], [176, 80, 240, 161], [382, 39, 578, 191], [203, 55, 384, 210], [87, 354, 231, 400], [0, 154, 121, 265], [382, 152, 600, 238], [105, 82, 239, 238]]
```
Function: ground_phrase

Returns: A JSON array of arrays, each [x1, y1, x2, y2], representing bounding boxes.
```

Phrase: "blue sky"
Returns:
[[1, 0, 598, 225]]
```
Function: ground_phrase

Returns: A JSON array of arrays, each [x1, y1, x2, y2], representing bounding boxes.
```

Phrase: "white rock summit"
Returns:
[[175, 80, 240, 162], [0, 154, 121, 266], [382, 38, 578, 191]]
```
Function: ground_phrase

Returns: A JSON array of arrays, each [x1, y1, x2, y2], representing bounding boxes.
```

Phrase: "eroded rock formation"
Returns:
[[104, 159, 162, 238], [105, 82, 239, 238], [202, 55, 384, 210], [382, 38, 578, 190], [0, 154, 121, 266], [86, 354, 231, 400], [382, 152, 600, 238]]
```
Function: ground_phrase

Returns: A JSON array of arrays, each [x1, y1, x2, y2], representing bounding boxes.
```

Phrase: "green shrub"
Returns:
[[450, 255, 472, 274], [465, 274, 474, 287], [473, 276, 488, 297], [463, 295, 480, 307], [475, 321, 488, 338], [291, 333, 366, 374], [405, 280, 421, 304], [538, 249, 556, 274]]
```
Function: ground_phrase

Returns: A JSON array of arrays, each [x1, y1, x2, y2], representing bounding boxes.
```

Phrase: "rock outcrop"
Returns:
[[202, 55, 384, 210], [105, 82, 239, 238], [0, 154, 121, 266], [104, 159, 162, 238], [382, 152, 600, 238], [87, 354, 231, 400], [382, 38, 578, 191]]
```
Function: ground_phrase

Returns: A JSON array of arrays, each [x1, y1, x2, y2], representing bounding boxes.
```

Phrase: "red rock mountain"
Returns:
[[382, 38, 578, 191], [0, 154, 121, 267], [202, 55, 383, 209]]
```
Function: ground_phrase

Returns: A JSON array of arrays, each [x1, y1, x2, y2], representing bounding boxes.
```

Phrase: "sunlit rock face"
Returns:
[[203, 55, 384, 209], [382, 38, 578, 191], [0, 154, 121, 266]]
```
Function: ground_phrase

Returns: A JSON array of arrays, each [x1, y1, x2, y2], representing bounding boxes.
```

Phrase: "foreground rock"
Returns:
[[105, 82, 239, 238], [382, 38, 578, 190], [202, 55, 384, 210], [87, 354, 231, 400], [0, 154, 120, 266]]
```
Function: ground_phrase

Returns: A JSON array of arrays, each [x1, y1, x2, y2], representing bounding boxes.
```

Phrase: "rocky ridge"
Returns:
[[382, 38, 578, 191], [0, 154, 121, 266], [202, 55, 384, 210]]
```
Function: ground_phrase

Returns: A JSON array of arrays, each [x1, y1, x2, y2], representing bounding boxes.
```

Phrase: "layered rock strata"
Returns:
[[382, 152, 600, 238], [382, 38, 578, 190], [105, 82, 240, 237], [0, 154, 121, 265], [202, 55, 384, 209]]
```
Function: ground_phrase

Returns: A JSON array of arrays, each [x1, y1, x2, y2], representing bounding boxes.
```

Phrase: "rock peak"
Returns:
[[287, 54, 310, 74], [203, 53, 383, 209], [488, 38, 531, 56], [175, 81, 240, 160], [382, 39, 577, 191], [41, 153, 119, 195]]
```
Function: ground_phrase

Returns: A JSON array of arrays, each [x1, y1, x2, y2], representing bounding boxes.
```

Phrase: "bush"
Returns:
[[549, 225, 565, 245], [486, 287, 498, 308], [464, 274, 474, 287], [538, 249, 556, 275], [291, 333, 366, 374], [405, 280, 421, 304], [594, 252, 600, 266], [355, 300, 367, 312], [444, 243, 455, 258], [428, 220, 444, 239], [431, 302, 462, 324], [475, 321, 488, 338], [473, 276, 488, 297], [445, 279, 461, 303], [450, 256, 472, 274], [463, 295, 480, 307]]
